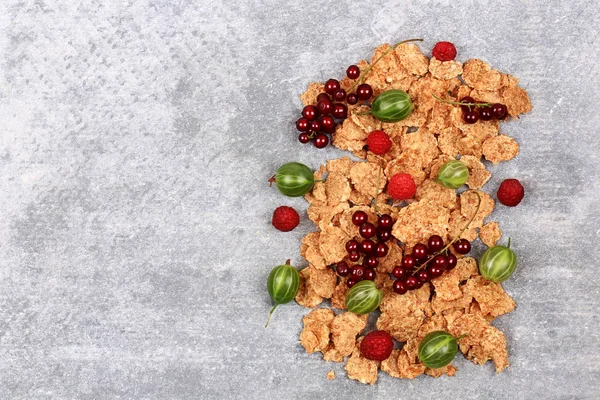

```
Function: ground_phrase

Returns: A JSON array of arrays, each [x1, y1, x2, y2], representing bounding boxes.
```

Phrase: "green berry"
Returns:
[[479, 243, 517, 283], [418, 331, 460, 369], [265, 262, 300, 327], [370, 90, 413, 122], [437, 160, 469, 189], [274, 162, 315, 197], [345, 280, 382, 315]]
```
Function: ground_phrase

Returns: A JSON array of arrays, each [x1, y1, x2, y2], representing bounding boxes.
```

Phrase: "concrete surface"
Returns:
[[0, 0, 599, 399]]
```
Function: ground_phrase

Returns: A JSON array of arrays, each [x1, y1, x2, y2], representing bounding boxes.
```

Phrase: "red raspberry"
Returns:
[[387, 173, 416, 200], [360, 330, 394, 361], [432, 41, 457, 62], [272, 206, 300, 232], [497, 179, 525, 207], [367, 130, 392, 155]]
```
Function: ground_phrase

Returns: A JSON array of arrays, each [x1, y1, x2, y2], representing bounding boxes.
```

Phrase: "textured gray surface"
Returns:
[[0, 0, 599, 399]]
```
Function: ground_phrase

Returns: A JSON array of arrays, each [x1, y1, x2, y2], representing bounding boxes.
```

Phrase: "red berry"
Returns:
[[296, 117, 309, 132], [464, 110, 479, 124], [302, 105, 318, 121], [351, 265, 365, 280], [453, 239, 471, 254], [427, 235, 444, 252], [460, 96, 475, 113], [310, 120, 321, 132], [348, 251, 361, 262], [479, 106, 493, 121], [432, 41, 457, 62], [376, 227, 392, 242], [359, 222, 376, 239], [497, 178, 525, 207], [324, 79, 340, 95], [365, 256, 379, 269], [393, 279, 407, 294], [298, 132, 310, 144], [346, 65, 361, 80], [402, 255, 416, 269], [333, 89, 347, 102], [360, 330, 394, 361], [352, 210, 368, 226], [417, 270, 430, 283], [432, 254, 448, 270], [378, 214, 394, 229], [346, 240, 359, 253], [317, 93, 330, 103], [446, 254, 458, 270], [356, 84, 373, 100], [320, 115, 336, 133], [392, 266, 410, 280], [387, 173, 416, 200], [346, 93, 358, 105], [375, 243, 389, 258], [405, 276, 418, 290], [491, 103, 508, 119], [271, 206, 300, 232], [313, 133, 329, 148], [333, 103, 348, 119], [367, 130, 393, 155], [415, 279, 424, 289], [412, 244, 428, 261], [317, 99, 333, 115], [428, 265, 444, 278], [336, 262, 350, 277], [361, 240, 375, 254], [346, 277, 358, 288], [363, 269, 376, 281]]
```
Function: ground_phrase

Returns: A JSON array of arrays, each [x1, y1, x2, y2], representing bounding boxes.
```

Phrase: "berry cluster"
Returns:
[[333, 211, 394, 287], [460, 97, 508, 124], [296, 67, 374, 148], [391, 235, 471, 294]]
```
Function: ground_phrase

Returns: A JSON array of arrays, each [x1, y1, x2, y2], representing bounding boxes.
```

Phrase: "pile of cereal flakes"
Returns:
[[295, 43, 531, 385]]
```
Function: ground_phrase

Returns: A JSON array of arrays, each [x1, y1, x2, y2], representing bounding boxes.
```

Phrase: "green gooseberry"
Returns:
[[437, 160, 469, 189], [273, 162, 315, 197], [370, 90, 413, 122], [418, 331, 462, 369], [479, 240, 517, 283], [265, 260, 300, 327], [345, 280, 382, 315]]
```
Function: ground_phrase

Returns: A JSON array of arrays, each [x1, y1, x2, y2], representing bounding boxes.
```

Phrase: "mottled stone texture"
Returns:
[[0, 0, 598, 398]]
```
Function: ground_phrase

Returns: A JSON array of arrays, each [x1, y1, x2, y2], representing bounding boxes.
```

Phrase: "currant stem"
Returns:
[[413, 192, 482, 274], [265, 304, 278, 328], [268, 175, 276, 187], [348, 38, 424, 93], [432, 94, 491, 108]]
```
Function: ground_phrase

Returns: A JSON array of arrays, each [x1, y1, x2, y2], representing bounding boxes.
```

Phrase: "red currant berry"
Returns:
[[417, 270, 430, 283], [320, 115, 336, 133], [375, 243, 389, 258], [491, 103, 507, 119], [317, 99, 333, 115], [405, 276, 418, 290], [377, 214, 394, 229], [392, 266, 410, 280], [376, 227, 392, 242], [359, 222, 376, 239], [348, 251, 361, 262], [428, 265, 444, 278], [346, 93, 358, 105], [346, 65, 360, 80], [302, 105, 318, 121], [324, 79, 340, 95], [352, 210, 368, 226], [336, 261, 350, 277], [310, 120, 321, 132], [298, 132, 310, 144], [464, 110, 479, 124], [427, 235, 444, 252], [392, 279, 407, 294], [415, 279, 424, 289], [365, 256, 379, 269], [356, 84, 373, 100], [402, 255, 416, 269], [412, 244, 428, 261], [460, 96, 475, 113], [363, 269, 376, 281], [296, 117, 309, 132], [446, 254, 458, 270], [346, 240, 359, 253], [332, 103, 348, 119], [333, 89, 347, 102], [351, 265, 365, 280], [313, 133, 329, 148], [346, 277, 358, 288], [479, 106, 493, 121], [453, 239, 471, 254], [317, 93, 330, 103], [432, 254, 448, 270], [361, 239, 375, 254]]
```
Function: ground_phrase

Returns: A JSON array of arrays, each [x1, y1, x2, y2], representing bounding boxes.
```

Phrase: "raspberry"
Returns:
[[432, 41, 457, 62], [360, 330, 394, 361], [387, 173, 416, 200], [367, 130, 392, 155], [272, 206, 300, 232], [497, 179, 525, 207]]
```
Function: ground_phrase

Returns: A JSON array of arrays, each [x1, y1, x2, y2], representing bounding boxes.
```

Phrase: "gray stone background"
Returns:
[[0, 0, 598, 399]]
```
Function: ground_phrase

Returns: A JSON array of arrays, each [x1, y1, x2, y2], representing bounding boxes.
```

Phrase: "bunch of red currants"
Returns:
[[460, 96, 508, 124]]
